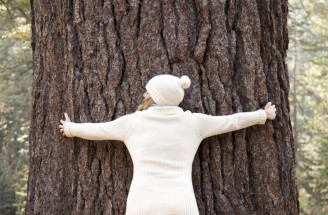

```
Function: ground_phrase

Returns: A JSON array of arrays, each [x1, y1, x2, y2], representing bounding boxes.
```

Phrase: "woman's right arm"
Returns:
[[59, 113, 134, 141], [193, 102, 276, 140]]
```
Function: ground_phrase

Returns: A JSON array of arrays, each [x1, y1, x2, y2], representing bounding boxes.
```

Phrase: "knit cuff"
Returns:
[[64, 122, 74, 137], [257, 109, 267, 124]]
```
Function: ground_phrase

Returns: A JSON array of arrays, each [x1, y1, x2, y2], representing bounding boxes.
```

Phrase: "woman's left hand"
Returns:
[[264, 102, 276, 120], [59, 113, 71, 136]]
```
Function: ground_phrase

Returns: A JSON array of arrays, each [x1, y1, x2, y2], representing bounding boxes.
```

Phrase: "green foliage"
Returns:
[[0, 170, 16, 215], [0, 0, 31, 214], [288, 0, 328, 214]]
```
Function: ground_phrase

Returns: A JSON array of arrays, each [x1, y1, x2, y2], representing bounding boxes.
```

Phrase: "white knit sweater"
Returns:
[[64, 106, 267, 215]]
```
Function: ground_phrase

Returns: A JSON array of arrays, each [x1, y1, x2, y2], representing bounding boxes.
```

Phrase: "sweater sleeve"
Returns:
[[193, 109, 267, 139], [63, 113, 134, 141]]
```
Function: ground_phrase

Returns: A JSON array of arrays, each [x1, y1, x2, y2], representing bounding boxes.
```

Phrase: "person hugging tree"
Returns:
[[59, 74, 276, 215]]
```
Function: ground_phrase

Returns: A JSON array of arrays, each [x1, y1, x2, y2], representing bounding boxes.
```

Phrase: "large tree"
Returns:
[[25, 0, 299, 214]]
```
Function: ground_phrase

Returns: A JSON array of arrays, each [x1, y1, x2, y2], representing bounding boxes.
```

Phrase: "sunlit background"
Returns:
[[0, 0, 327, 214], [288, 0, 328, 213]]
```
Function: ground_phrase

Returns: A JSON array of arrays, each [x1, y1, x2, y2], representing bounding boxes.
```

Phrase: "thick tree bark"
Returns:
[[25, 0, 298, 214]]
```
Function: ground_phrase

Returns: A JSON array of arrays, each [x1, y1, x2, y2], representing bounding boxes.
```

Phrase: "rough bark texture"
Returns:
[[25, 0, 298, 214]]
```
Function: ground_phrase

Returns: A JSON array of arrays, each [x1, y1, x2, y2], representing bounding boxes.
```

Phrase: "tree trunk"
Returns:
[[25, 0, 298, 214]]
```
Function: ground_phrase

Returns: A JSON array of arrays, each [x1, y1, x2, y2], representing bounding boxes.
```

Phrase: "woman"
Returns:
[[59, 74, 276, 215]]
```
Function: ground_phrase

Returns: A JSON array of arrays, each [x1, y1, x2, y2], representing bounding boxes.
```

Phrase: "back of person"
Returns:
[[59, 74, 276, 215], [127, 108, 199, 162], [126, 107, 200, 215]]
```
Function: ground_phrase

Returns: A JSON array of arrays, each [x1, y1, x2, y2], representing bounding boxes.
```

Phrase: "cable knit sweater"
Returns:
[[64, 106, 267, 215]]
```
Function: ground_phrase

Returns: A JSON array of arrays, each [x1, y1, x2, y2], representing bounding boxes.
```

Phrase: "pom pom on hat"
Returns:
[[146, 74, 191, 105], [180, 76, 191, 89]]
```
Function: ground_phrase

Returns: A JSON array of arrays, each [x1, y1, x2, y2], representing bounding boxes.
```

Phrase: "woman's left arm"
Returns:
[[59, 113, 134, 141]]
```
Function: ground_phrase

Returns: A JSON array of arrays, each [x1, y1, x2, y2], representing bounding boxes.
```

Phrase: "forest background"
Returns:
[[0, 0, 326, 214]]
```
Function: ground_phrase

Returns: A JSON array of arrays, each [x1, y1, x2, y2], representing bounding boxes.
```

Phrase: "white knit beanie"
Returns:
[[146, 74, 191, 105]]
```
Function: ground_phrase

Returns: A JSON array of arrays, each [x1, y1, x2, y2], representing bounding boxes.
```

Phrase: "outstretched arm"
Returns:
[[194, 102, 276, 139], [58, 112, 133, 141]]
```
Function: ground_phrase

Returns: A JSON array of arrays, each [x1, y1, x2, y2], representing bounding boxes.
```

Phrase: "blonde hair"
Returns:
[[137, 98, 155, 111]]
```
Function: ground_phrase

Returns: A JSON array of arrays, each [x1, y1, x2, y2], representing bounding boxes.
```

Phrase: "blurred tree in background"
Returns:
[[0, 0, 327, 214], [288, 0, 328, 214], [0, 0, 31, 214]]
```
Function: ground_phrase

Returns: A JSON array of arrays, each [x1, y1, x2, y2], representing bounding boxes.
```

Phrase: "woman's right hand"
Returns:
[[59, 112, 71, 136], [264, 102, 276, 120]]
